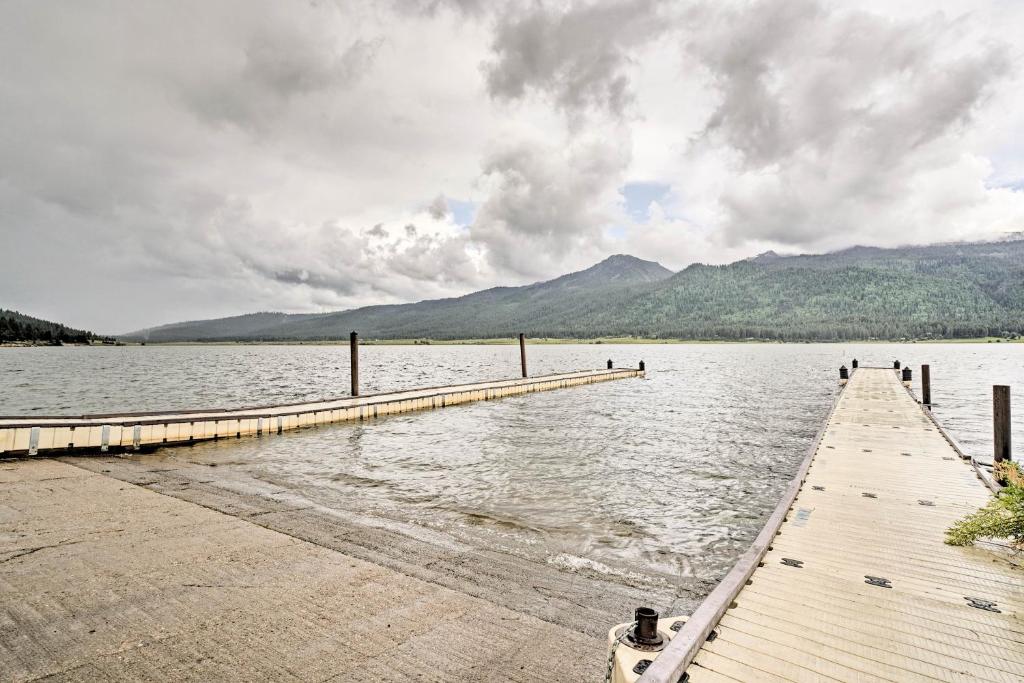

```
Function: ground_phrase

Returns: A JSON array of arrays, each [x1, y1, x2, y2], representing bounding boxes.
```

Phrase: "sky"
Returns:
[[1, 0, 1023, 333]]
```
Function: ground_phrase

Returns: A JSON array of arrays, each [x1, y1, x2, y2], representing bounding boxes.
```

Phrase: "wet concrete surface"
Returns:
[[1, 457, 695, 682]]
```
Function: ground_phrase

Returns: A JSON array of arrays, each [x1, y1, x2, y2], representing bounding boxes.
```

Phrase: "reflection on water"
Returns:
[[2, 343, 1021, 588]]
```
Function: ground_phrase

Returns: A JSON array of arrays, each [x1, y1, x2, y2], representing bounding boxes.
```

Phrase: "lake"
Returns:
[[2, 342, 1021, 591]]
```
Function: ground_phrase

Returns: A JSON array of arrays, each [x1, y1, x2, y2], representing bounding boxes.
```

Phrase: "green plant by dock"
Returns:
[[946, 461, 1024, 548]]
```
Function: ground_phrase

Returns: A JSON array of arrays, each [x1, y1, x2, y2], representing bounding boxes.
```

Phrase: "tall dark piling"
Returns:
[[994, 385, 1011, 464], [350, 331, 359, 397], [519, 333, 527, 378], [852, 359, 858, 369], [839, 365, 849, 380], [607, 359, 613, 370], [922, 365, 931, 406], [902, 366, 912, 382], [893, 360, 901, 370]]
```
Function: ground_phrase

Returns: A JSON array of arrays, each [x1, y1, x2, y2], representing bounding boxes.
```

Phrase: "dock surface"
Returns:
[[641, 367, 1024, 682], [0, 367, 641, 456]]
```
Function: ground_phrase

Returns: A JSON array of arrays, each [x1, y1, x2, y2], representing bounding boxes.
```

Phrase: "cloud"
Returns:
[[681, 0, 1021, 249], [0, 0, 1022, 331], [469, 133, 629, 276], [484, 0, 667, 121], [427, 194, 449, 220]]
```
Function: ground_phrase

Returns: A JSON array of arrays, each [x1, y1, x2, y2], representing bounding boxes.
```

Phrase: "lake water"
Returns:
[[2, 343, 1021, 595]]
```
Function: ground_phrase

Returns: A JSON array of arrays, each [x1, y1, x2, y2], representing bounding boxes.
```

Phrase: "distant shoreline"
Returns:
[[98, 336, 1023, 347]]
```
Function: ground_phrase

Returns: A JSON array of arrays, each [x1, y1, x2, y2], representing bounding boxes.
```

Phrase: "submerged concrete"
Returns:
[[1, 457, 694, 682]]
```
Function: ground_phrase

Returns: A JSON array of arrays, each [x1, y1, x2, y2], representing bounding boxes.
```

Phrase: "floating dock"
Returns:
[[614, 366, 1024, 682], [0, 367, 642, 456]]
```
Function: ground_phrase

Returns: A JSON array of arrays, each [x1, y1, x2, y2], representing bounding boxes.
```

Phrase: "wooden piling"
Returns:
[[350, 331, 359, 397], [639, 360, 645, 372], [921, 364, 931, 406], [994, 385, 1011, 463], [607, 359, 613, 370], [519, 333, 527, 378], [852, 359, 858, 369], [893, 360, 900, 369], [839, 365, 848, 380]]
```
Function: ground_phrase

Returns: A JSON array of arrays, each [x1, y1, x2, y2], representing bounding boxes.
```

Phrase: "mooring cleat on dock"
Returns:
[[606, 610, 687, 683]]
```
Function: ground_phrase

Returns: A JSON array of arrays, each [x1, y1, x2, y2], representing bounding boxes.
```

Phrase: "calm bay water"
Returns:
[[2, 342, 1021, 590]]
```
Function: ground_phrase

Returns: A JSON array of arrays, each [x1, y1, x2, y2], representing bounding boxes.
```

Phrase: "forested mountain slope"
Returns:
[[0, 309, 108, 344], [124, 242, 1024, 342]]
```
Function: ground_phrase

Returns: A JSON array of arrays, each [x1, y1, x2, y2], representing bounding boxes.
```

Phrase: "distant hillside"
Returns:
[[0, 309, 108, 344], [137, 311, 327, 342], [123, 242, 1024, 342], [127, 255, 673, 341]]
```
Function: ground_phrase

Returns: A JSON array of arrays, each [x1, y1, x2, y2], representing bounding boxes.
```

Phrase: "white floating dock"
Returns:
[[612, 367, 1023, 683], [0, 367, 643, 456]]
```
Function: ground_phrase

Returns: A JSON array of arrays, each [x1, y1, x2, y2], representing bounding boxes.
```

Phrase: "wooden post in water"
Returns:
[[852, 359, 858, 369], [993, 385, 1011, 463], [839, 365, 849, 380], [607, 359, 613, 370], [921, 364, 931, 406], [639, 360, 645, 372], [519, 333, 527, 378], [350, 331, 359, 397], [893, 360, 900, 370]]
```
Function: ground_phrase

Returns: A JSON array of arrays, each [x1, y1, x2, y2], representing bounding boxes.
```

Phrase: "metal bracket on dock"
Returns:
[[632, 660, 653, 675], [865, 576, 891, 588], [965, 597, 1001, 613]]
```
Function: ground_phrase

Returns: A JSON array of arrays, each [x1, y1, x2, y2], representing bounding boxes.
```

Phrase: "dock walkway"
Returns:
[[636, 367, 1024, 683], [0, 367, 641, 456]]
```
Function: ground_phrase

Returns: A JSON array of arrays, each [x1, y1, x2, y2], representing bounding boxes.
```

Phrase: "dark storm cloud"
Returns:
[[484, 0, 667, 120]]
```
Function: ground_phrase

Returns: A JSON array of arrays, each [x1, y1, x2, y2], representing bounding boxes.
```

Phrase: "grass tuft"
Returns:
[[946, 461, 1024, 547]]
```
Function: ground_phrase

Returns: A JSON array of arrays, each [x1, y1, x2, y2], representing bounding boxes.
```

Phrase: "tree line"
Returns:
[[0, 309, 110, 344]]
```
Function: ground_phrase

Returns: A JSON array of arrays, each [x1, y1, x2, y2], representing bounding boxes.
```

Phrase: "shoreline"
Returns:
[[101, 336, 1024, 346]]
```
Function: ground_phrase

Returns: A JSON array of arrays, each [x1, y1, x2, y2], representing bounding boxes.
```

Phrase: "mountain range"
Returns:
[[124, 240, 1024, 342]]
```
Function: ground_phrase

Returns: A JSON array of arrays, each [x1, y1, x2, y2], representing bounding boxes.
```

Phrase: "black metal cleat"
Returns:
[[965, 597, 1001, 613]]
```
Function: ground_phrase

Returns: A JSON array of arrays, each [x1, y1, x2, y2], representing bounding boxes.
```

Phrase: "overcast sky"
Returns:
[[2, 0, 1023, 333]]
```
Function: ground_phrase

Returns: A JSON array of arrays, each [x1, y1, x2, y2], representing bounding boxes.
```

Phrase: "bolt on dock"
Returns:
[[612, 366, 1023, 683]]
